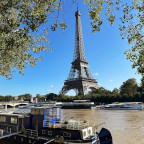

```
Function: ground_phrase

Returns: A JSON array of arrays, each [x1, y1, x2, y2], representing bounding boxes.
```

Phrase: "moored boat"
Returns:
[[101, 102, 143, 110], [61, 100, 95, 109], [0, 106, 113, 144]]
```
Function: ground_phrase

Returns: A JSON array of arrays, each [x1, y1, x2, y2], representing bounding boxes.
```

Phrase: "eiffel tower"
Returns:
[[60, 8, 98, 95]]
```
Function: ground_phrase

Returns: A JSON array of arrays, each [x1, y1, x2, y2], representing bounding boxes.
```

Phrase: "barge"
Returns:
[[0, 106, 112, 144], [61, 100, 95, 109]]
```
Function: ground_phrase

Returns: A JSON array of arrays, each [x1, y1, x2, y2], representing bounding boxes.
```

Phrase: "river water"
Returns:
[[62, 109, 144, 144], [0, 108, 144, 144]]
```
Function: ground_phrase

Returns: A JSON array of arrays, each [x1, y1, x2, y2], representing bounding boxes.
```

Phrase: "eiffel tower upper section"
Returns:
[[73, 9, 87, 64], [60, 8, 98, 95]]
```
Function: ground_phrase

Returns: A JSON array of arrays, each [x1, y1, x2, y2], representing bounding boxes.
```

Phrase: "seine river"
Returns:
[[0, 108, 144, 144], [62, 109, 144, 144]]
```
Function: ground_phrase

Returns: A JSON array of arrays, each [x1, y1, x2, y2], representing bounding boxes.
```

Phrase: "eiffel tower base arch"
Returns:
[[60, 80, 98, 96]]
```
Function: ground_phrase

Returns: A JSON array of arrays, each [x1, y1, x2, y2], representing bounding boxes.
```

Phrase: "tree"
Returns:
[[45, 93, 58, 101], [36, 94, 45, 102], [0, 0, 143, 79], [141, 76, 144, 88], [86, 0, 144, 74], [134, 92, 141, 101], [4, 95, 13, 102], [120, 78, 138, 96], [91, 87, 111, 95], [112, 88, 119, 94], [137, 76, 144, 93], [0, 96, 4, 101], [141, 92, 144, 102], [18, 93, 32, 101], [0, 0, 64, 79]]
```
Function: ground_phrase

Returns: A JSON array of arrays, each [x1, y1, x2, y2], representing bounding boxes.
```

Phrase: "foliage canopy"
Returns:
[[0, 0, 143, 79], [120, 78, 138, 96]]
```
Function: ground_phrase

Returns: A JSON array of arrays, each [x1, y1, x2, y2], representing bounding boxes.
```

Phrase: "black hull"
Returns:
[[1, 134, 97, 144], [99, 128, 113, 144]]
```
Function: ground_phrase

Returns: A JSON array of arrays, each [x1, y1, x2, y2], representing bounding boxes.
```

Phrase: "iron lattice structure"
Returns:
[[60, 9, 98, 95]]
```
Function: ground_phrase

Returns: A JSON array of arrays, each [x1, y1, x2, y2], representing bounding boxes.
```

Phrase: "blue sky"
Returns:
[[0, 1, 142, 96]]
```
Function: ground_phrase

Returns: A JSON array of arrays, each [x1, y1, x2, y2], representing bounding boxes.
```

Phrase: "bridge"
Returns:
[[0, 102, 29, 108]]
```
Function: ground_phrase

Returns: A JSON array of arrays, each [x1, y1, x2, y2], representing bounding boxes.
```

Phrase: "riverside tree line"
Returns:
[[0, 78, 144, 104]]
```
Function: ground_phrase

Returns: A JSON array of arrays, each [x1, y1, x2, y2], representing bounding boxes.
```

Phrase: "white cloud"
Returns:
[[50, 85, 54, 88], [95, 73, 99, 76], [48, 90, 51, 92], [109, 79, 113, 82]]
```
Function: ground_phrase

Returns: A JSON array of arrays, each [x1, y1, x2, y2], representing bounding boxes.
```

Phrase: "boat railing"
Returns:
[[25, 129, 38, 138], [43, 120, 89, 130], [0, 124, 21, 139]]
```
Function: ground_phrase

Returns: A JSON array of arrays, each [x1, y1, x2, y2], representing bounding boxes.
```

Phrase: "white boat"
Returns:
[[101, 102, 143, 110], [61, 100, 95, 109]]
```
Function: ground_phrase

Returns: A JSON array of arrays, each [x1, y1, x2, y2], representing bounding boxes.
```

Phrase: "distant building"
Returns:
[[20, 97, 24, 102], [30, 97, 34, 103], [34, 98, 38, 103], [14, 96, 18, 101]]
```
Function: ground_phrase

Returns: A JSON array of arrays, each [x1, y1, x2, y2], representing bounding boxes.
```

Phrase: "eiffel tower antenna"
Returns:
[[60, 9, 98, 96]]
